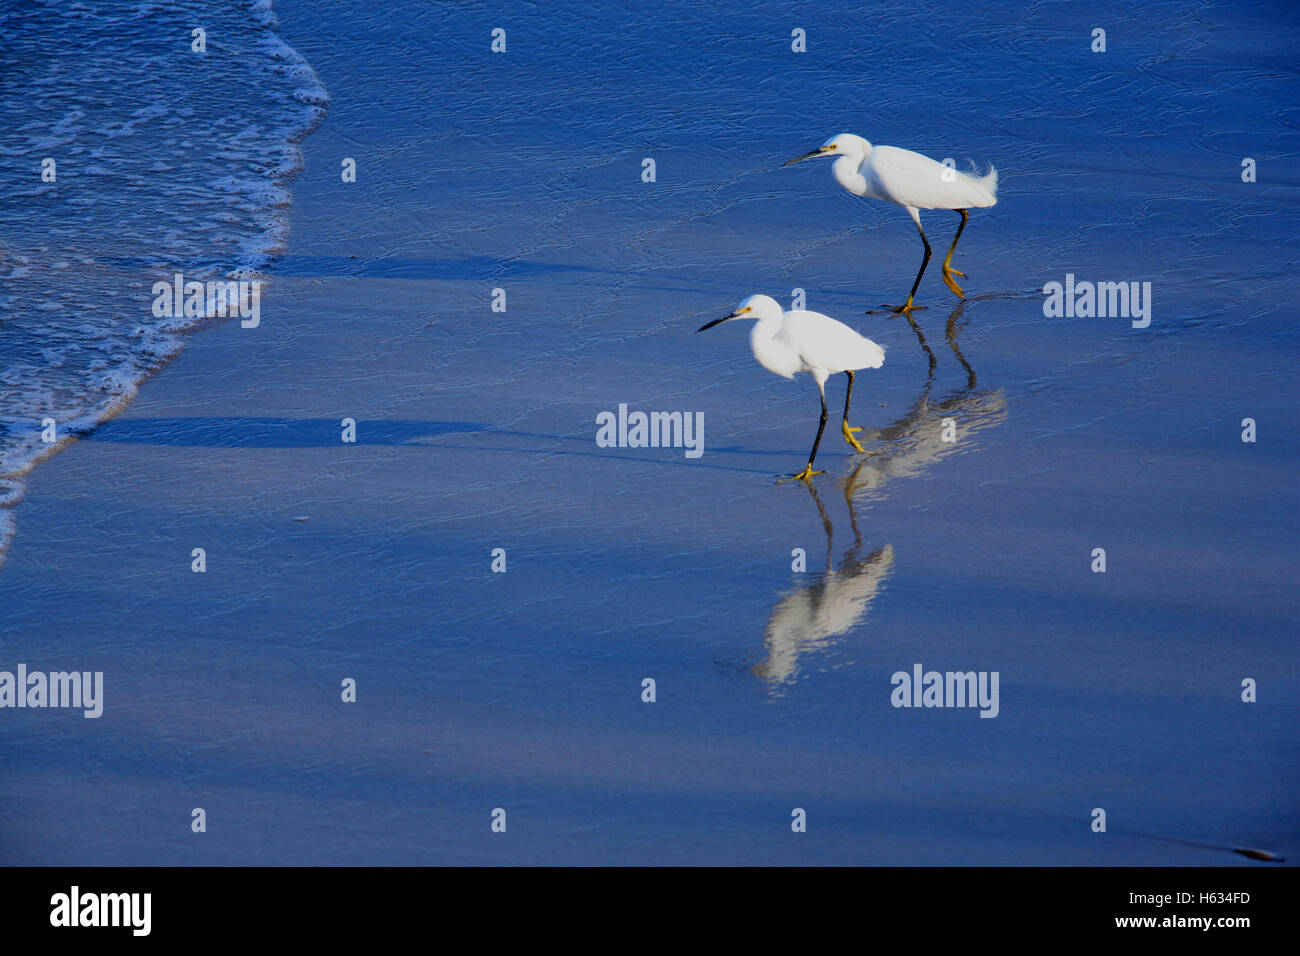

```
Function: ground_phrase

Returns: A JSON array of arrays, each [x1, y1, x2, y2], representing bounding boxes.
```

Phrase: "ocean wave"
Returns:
[[0, 0, 327, 571]]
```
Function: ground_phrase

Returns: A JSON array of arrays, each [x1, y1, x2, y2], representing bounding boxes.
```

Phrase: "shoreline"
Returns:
[[0, 0, 330, 571]]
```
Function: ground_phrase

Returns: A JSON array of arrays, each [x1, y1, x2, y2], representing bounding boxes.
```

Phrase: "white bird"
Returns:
[[783, 133, 998, 313], [697, 294, 885, 481]]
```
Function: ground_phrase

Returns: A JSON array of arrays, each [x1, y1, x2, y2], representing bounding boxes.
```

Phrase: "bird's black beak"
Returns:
[[697, 311, 741, 332], [781, 147, 828, 167]]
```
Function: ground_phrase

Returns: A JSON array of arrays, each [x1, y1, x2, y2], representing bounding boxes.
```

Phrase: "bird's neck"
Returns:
[[833, 152, 868, 196], [750, 315, 782, 343], [750, 317, 801, 378]]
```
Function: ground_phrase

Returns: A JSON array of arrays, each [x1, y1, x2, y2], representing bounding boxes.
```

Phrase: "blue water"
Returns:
[[0, 0, 1296, 864]]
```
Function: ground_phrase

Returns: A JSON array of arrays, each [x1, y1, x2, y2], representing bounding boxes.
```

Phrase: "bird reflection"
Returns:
[[753, 479, 893, 688], [845, 298, 1006, 501], [752, 300, 1007, 689]]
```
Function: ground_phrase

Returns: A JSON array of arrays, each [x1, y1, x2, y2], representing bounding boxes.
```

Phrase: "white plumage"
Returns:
[[757, 309, 886, 380], [843, 141, 997, 209]]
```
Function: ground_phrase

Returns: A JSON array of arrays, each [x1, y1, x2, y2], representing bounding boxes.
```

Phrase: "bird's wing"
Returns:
[[782, 311, 885, 372], [867, 145, 996, 210]]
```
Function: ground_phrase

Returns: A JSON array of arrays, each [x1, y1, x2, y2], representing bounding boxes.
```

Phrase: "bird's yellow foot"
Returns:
[[942, 266, 966, 298], [842, 421, 866, 453], [780, 465, 825, 483], [886, 299, 926, 316]]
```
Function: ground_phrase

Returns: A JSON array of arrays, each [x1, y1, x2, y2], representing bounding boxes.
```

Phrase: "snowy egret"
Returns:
[[696, 294, 885, 481], [783, 133, 998, 313]]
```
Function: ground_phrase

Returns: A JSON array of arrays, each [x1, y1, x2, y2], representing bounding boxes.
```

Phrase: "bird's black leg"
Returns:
[[841, 370, 866, 452], [886, 217, 931, 314], [942, 208, 970, 297], [786, 382, 829, 482]]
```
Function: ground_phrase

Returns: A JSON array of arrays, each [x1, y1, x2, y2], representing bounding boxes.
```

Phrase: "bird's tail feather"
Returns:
[[970, 162, 998, 204], [981, 163, 998, 196]]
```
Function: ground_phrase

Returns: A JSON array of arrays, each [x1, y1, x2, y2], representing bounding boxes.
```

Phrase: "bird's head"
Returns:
[[697, 294, 783, 332], [782, 133, 871, 167]]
